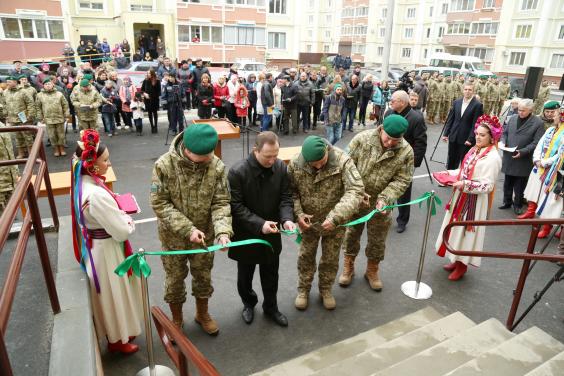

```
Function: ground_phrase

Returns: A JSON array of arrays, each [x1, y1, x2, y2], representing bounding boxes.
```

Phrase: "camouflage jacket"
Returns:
[[485, 82, 499, 102], [436, 80, 447, 101], [427, 79, 440, 101], [452, 81, 463, 100], [0, 89, 6, 121], [536, 86, 550, 104], [36, 88, 69, 125], [3, 86, 35, 124], [20, 84, 37, 102], [498, 82, 511, 100], [444, 79, 456, 103], [475, 81, 488, 101], [348, 127, 414, 206], [71, 87, 103, 121], [150, 133, 233, 250], [287, 146, 364, 227], [0, 123, 18, 192]]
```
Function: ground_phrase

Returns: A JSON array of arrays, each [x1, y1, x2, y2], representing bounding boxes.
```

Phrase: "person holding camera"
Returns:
[[100, 80, 118, 136]]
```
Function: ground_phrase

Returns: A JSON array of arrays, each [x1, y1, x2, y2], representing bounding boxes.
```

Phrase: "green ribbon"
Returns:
[[114, 239, 273, 278]]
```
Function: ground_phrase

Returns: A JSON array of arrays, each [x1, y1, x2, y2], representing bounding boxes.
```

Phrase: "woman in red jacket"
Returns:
[[213, 76, 230, 119], [235, 85, 250, 127]]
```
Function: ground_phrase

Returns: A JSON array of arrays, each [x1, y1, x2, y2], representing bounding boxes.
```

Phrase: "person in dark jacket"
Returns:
[[141, 69, 161, 133], [161, 75, 185, 135], [342, 75, 360, 132], [260, 73, 275, 132], [499, 98, 544, 215], [412, 76, 428, 111], [196, 73, 214, 119], [384, 90, 427, 233], [177, 60, 193, 110], [358, 75, 374, 127], [281, 76, 299, 134], [191, 59, 210, 108], [296, 72, 314, 133], [312, 69, 331, 128], [245, 74, 258, 126], [228, 131, 295, 326]]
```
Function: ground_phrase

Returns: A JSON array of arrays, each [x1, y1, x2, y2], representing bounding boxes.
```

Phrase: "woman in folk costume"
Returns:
[[71, 130, 143, 354], [436, 115, 503, 281], [519, 102, 564, 239]]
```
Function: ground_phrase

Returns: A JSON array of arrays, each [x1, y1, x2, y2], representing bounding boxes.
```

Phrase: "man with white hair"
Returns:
[[499, 98, 544, 215]]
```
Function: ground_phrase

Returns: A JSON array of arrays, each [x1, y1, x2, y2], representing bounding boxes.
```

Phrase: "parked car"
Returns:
[[232, 61, 267, 80], [428, 53, 494, 77], [362, 68, 398, 90], [117, 61, 159, 88]]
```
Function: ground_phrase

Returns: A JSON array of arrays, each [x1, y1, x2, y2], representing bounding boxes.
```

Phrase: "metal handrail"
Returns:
[[151, 306, 220, 376], [442, 218, 564, 331], [0, 126, 60, 376]]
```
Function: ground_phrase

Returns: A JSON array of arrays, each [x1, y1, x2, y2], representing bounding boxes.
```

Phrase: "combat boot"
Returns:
[[169, 303, 184, 329], [294, 291, 309, 310], [338, 255, 356, 287], [194, 298, 219, 336], [320, 290, 336, 310], [365, 260, 383, 291]]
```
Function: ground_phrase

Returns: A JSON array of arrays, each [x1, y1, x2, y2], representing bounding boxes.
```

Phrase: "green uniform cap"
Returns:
[[6, 76, 17, 81], [544, 100, 560, 110], [183, 123, 218, 155], [83, 74, 93, 81], [444, 71, 451, 77], [479, 75, 488, 79], [17, 74, 26, 80], [334, 83, 343, 91], [80, 79, 90, 87], [383, 114, 408, 138], [43, 77, 52, 84], [301, 135, 328, 162]]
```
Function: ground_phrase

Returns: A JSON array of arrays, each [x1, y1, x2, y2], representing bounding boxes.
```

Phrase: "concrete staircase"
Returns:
[[253, 307, 564, 376]]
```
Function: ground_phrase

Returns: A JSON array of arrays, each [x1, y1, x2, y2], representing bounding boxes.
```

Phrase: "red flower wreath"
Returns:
[[78, 129, 100, 169], [475, 114, 502, 142]]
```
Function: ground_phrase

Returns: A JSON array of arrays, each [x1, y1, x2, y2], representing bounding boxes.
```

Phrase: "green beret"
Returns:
[[84, 74, 93, 81], [479, 75, 488, 79], [334, 83, 343, 91], [80, 79, 90, 87], [444, 71, 451, 77], [17, 74, 26, 80], [183, 123, 218, 155], [544, 100, 560, 110], [43, 77, 52, 84], [6, 76, 17, 81], [383, 114, 408, 138], [301, 135, 328, 162]]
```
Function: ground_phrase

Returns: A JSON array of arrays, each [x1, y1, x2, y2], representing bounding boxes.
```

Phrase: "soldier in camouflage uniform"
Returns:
[[287, 135, 363, 310], [497, 77, 511, 117], [426, 73, 440, 124], [340, 115, 414, 291], [36, 78, 69, 157], [453, 74, 464, 100], [474, 75, 488, 105], [0, 122, 19, 216], [18, 75, 37, 102], [485, 76, 499, 115], [71, 79, 103, 130], [3, 76, 35, 158], [0, 88, 6, 124], [533, 80, 551, 115], [540, 100, 559, 130], [150, 123, 232, 336], [440, 73, 454, 123]]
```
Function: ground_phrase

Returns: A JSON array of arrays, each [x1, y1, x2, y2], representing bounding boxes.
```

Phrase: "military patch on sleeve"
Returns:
[[348, 167, 362, 182], [150, 183, 159, 193]]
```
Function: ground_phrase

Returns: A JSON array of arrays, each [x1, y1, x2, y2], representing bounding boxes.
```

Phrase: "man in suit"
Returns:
[[499, 98, 545, 215], [441, 82, 484, 170], [384, 90, 427, 233], [228, 131, 295, 326]]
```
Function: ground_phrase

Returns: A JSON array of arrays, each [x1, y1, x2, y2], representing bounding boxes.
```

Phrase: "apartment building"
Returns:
[[266, 0, 301, 67], [0, 0, 68, 61], [339, 0, 369, 63], [493, 0, 564, 80], [300, 0, 340, 58]]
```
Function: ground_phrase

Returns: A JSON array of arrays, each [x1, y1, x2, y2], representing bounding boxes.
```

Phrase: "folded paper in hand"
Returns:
[[17, 111, 27, 123], [115, 193, 140, 214], [498, 143, 517, 153]]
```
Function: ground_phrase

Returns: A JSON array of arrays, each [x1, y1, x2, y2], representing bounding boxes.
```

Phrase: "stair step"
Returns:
[[312, 312, 475, 376], [445, 327, 564, 376], [252, 307, 443, 376], [525, 351, 564, 376], [373, 318, 513, 376]]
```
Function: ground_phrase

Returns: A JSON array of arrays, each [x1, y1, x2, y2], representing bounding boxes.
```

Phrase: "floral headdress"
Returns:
[[76, 129, 100, 170], [475, 115, 502, 142]]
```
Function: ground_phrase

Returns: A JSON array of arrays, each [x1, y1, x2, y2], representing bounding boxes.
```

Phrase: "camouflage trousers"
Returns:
[[297, 227, 346, 293], [46, 123, 65, 146], [439, 100, 450, 121], [344, 206, 392, 262], [78, 118, 98, 130], [426, 100, 439, 121], [0, 190, 14, 216], [496, 100, 505, 116], [161, 251, 214, 304], [485, 101, 496, 115], [9, 122, 34, 149]]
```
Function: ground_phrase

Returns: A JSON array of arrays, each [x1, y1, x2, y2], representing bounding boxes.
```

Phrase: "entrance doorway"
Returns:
[[133, 23, 165, 59]]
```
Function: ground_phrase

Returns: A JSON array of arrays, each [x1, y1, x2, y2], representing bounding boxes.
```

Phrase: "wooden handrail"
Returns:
[[151, 306, 220, 376]]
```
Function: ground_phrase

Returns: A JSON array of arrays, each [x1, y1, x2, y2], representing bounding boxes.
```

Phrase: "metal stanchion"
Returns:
[[136, 249, 175, 376], [401, 191, 435, 300]]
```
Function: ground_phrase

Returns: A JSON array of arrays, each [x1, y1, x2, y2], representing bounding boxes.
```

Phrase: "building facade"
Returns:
[[266, 0, 301, 67]]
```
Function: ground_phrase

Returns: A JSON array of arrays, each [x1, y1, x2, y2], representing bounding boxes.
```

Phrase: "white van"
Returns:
[[428, 53, 494, 77]]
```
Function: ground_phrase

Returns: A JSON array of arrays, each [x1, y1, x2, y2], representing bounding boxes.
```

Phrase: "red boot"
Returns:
[[108, 341, 139, 354], [538, 225, 553, 239], [448, 262, 468, 281], [556, 227, 562, 239], [517, 202, 537, 219], [443, 262, 457, 271]]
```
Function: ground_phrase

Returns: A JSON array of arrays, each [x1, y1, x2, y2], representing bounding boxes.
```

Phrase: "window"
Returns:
[[326, 15, 332, 23], [178, 25, 223, 43], [471, 22, 499, 35], [520, 0, 538, 10], [466, 47, 494, 61], [352, 44, 365, 54], [309, 0, 314, 7], [342, 8, 354, 17], [380, 27, 386, 37], [509, 52, 526, 65], [356, 6, 368, 16], [354, 25, 367, 35], [402, 48, 411, 58], [423, 48, 428, 59], [342, 26, 353, 35], [558, 25, 564, 40], [407, 8, 416, 18], [382, 8, 387, 18], [550, 54, 564, 68], [405, 27, 414, 38], [515, 24, 532, 39], [323, 44, 329, 52], [325, 30, 330, 38], [224, 26, 265, 45], [308, 15, 314, 23], [429, 6, 433, 16], [483, 0, 495, 8], [268, 32, 286, 49], [308, 29, 313, 38], [226, 0, 266, 5], [377, 46, 383, 56], [441, 3, 448, 13], [307, 44, 312, 52], [438, 26, 444, 37], [450, 0, 474, 11], [79, 1, 103, 9], [435, 48, 444, 53], [269, 0, 286, 14], [447, 22, 470, 34], [426, 28, 431, 38], [0, 17, 64, 40]]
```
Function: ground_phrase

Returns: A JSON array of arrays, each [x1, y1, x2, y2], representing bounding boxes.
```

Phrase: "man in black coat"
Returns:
[[384, 90, 427, 233], [228, 132, 295, 326], [281, 76, 299, 134], [441, 82, 484, 169]]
